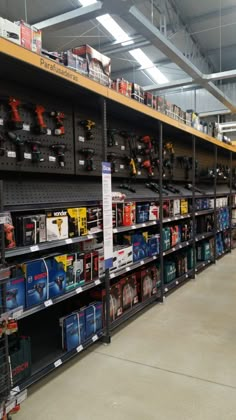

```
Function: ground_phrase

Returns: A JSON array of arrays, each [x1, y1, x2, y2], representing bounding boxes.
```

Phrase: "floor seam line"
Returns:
[[95, 350, 236, 391]]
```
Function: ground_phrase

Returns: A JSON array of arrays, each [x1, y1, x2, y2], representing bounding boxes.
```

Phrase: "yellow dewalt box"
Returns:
[[68, 208, 88, 237], [180, 199, 188, 215]]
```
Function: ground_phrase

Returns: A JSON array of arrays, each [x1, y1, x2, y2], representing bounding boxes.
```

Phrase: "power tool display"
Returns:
[[34, 105, 47, 134], [80, 119, 95, 140], [50, 144, 67, 167], [50, 111, 65, 136], [8, 97, 23, 130], [80, 147, 95, 171]]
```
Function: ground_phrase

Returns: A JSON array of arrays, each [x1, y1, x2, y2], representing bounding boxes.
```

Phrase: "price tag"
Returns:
[[164, 288, 168, 292], [175, 217, 178, 220], [140, 260, 144, 265], [142, 223, 146, 227], [176, 281, 179, 285], [173, 247, 176, 251], [126, 267, 131, 272], [24, 153, 32, 159], [120, 164, 124, 169], [65, 238, 73, 244], [113, 228, 118, 233], [76, 345, 83, 353], [195, 212, 198, 216], [12, 308, 23, 319], [47, 128, 52, 135], [78, 136, 85, 142], [137, 171, 141, 175], [186, 242, 189, 245], [54, 359, 62, 368], [202, 235, 205, 239], [163, 252, 166, 256], [11, 386, 20, 395], [92, 334, 98, 342], [137, 145, 142, 149], [179, 245, 182, 248], [186, 274, 189, 278], [49, 156, 56, 162], [17, 390, 27, 405], [30, 245, 39, 252], [76, 287, 83, 294], [87, 234, 94, 239], [5, 400, 16, 414], [95, 279, 101, 286], [195, 268, 198, 272], [131, 225, 136, 229], [152, 221, 157, 225], [23, 123, 30, 131], [181, 216, 184, 219], [7, 151, 16, 158], [153, 255, 157, 260], [79, 160, 84, 165], [44, 299, 53, 307], [110, 273, 115, 278], [203, 263, 205, 267], [0, 118, 4, 125], [168, 218, 171, 222], [121, 145, 125, 150], [137, 158, 142, 163]]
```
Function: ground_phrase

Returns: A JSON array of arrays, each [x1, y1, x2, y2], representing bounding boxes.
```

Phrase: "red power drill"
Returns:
[[142, 159, 154, 177], [35, 105, 47, 134], [50, 111, 65, 136], [8, 97, 23, 130]]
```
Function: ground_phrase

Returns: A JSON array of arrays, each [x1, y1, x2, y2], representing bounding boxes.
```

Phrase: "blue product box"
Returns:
[[23, 259, 48, 308], [148, 236, 158, 256], [78, 309, 86, 344], [5, 266, 26, 311], [136, 204, 149, 224], [45, 255, 66, 299], [85, 302, 103, 339], [95, 302, 103, 332], [64, 314, 79, 352]]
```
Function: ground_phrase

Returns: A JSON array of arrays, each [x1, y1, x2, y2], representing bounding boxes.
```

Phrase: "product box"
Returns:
[[17, 20, 32, 50], [139, 265, 160, 301], [83, 251, 99, 282], [55, 253, 85, 292], [46, 209, 68, 241], [131, 83, 144, 103], [91, 283, 123, 323], [123, 232, 149, 262], [63, 51, 88, 75], [22, 259, 48, 307], [4, 266, 26, 311], [173, 199, 180, 216], [144, 92, 154, 108], [4, 212, 16, 249], [123, 202, 136, 226], [136, 203, 149, 224], [149, 203, 159, 221], [114, 245, 133, 269], [121, 275, 139, 312], [112, 203, 123, 227], [175, 253, 188, 277], [68, 207, 88, 238], [164, 261, 176, 284], [170, 225, 180, 247], [156, 96, 165, 113], [72, 45, 111, 86], [147, 234, 160, 256], [163, 200, 170, 218], [62, 314, 80, 352], [45, 254, 66, 298], [180, 199, 189, 214], [87, 207, 102, 233], [162, 227, 171, 251], [0, 18, 20, 45], [16, 214, 46, 246], [187, 247, 194, 269], [31, 26, 41, 54], [85, 302, 103, 339], [112, 78, 132, 97]]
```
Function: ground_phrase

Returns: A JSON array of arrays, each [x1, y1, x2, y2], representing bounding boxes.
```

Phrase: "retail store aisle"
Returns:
[[17, 252, 236, 420]]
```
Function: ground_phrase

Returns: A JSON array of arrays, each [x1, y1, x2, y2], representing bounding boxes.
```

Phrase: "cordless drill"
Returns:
[[8, 131, 26, 161], [107, 152, 118, 173], [4, 222, 16, 248], [50, 144, 67, 167], [80, 148, 95, 171], [8, 97, 23, 130], [34, 105, 47, 134], [27, 140, 44, 163], [52, 218, 64, 235], [50, 111, 65, 136], [80, 120, 95, 140]]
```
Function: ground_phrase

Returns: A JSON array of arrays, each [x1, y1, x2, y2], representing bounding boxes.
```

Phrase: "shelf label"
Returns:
[[179, 245, 182, 248], [95, 279, 101, 286], [76, 345, 83, 353], [0, 118, 3, 125], [119, 164, 124, 169], [137, 171, 141, 175], [195, 212, 198, 216], [203, 263, 205, 267], [49, 155, 56, 162], [5, 400, 16, 414], [113, 228, 118, 233], [126, 267, 131, 272], [173, 247, 176, 251], [54, 359, 62, 368], [12, 308, 23, 319], [110, 273, 115, 278], [79, 160, 84, 165], [153, 255, 157, 260], [186, 242, 189, 245], [44, 299, 53, 307], [186, 274, 189, 278], [23, 123, 30, 131], [76, 287, 83, 294], [176, 281, 179, 285], [202, 235, 205, 239], [92, 334, 98, 342], [24, 152, 32, 159], [78, 136, 85, 142], [121, 145, 125, 150], [87, 234, 94, 239], [137, 158, 142, 163], [168, 218, 171, 222], [17, 390, 27, 405], [152, 221, 157, 225], [65, 238, 73, 244], [140, 260, 144, 265], [7, 151, 16, 158], [131, 225, 136, 229], [30, 245, 39, 252], [142, 223, 146, 227], [163, 252, 166, 256], [47, 128, 52, 135], [164, 288, 168, 292]]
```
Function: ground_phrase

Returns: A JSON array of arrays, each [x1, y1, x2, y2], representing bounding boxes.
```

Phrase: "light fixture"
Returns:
[[96, 13, 133, 45], [79, 0, 97, 6], [129, 48, 168, 84], [218, 122, 236, 133]]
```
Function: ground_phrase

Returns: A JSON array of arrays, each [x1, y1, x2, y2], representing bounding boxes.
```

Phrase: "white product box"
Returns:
[[46, 210, 68, 241], [149, 204, 160, 220], [173, 199, 180, 215], [0, 18, 20, 45]]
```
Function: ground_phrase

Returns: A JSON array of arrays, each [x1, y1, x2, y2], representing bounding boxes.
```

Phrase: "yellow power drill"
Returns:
[[52, 218, 63, 236], [80, 119, 95, 140]]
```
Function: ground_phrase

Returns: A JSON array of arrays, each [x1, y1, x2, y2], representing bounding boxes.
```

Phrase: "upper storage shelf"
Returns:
[[0, 37, 235, 153]]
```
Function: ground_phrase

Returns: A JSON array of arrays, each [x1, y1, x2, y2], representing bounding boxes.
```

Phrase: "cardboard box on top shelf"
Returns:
[[0, 18, 20, 45]]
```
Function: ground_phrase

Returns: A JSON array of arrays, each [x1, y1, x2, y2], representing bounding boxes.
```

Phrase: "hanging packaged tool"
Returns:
[[50, 144, 67, 167], [80, 120, 95, 140], [80, 148, 95, 171], [107, 152, 118, 173], [34, 105, 47, 134], [8, 97, 24, 130], [107, 128, 118, 147], [50, 111, 65, 136], [7, 131, 26, 161], [26, 140, 44, 163]]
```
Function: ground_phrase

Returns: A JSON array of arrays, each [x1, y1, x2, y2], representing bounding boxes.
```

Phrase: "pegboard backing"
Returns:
[[0, 81, 74, 174], [3, 179, 102, 210], [74, 101, 104, 177]]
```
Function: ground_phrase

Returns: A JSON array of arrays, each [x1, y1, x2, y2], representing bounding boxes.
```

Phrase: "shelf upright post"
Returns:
[[192, 136, 196, 279], [101, 98, 111, 343], [213, 145, 217, 263], [159, 121, 164, 302], [229, 151, 233, 252]]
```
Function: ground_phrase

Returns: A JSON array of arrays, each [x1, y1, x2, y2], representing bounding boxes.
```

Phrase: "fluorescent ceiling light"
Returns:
[[96, 13, 133, 45], [79, 0, 97, 6], [129, 48, 168, 84]]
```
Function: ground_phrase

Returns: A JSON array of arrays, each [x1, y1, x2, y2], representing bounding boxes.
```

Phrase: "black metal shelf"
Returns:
[[195, 209, 214, 216], [163, 214, 191, 223], [109, 253, 159, 280], [5, 231, 102, 258], [195, 231, 214, 242], [163, 239, 193, 257], [195, 259, 213, 273], [216, 249, 230, 260], [4, 278, 104, 321], [216, 227, 230, 234], [164, 270, 194, 294], [110, 294, 159, 331], [113, 220, 158, 234], [17, 330, 104, 392]]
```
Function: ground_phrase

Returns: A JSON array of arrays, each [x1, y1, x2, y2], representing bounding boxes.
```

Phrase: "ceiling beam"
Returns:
[[187, 5, 236, 26], [126, 5, 236, 112], [143, 78, 194, 92], [111, 58, 172, 79], [33, 2, 103, 31]]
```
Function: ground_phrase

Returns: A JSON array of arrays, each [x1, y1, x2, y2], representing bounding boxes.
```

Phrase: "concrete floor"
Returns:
[[16, 251, 236, 420]]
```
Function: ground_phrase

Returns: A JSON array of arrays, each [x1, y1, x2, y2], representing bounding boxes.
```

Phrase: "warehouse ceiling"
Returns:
[[1, 0, 236, 113]]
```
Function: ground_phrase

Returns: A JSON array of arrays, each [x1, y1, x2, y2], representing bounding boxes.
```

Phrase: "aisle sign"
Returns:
[[102, 162, 113, 269]]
